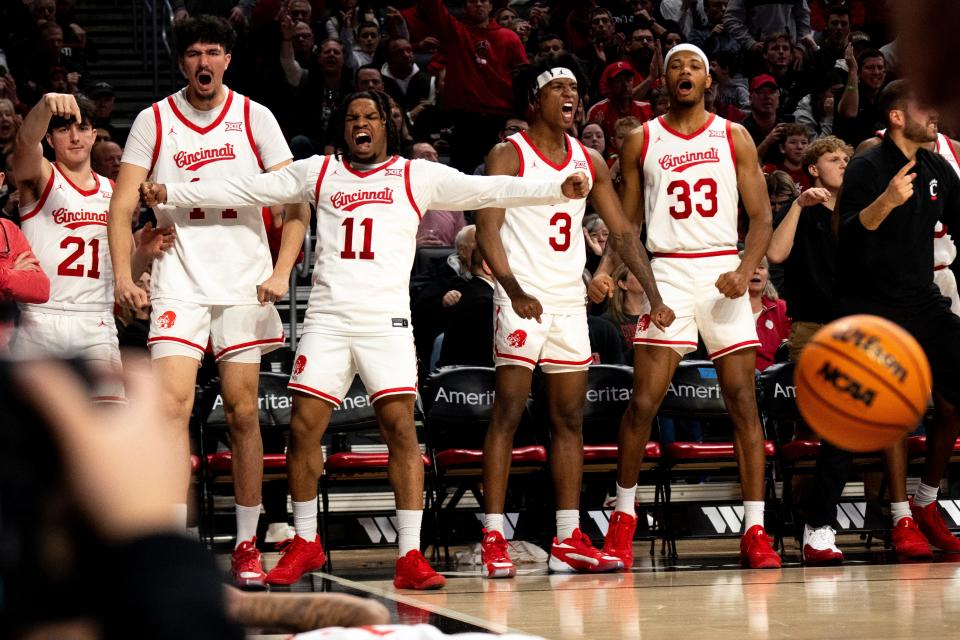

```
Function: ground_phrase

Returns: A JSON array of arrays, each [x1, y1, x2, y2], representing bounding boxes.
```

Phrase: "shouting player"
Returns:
[[592, 44, 781, 569], [139, 90, 590, 589], [475, 54, 674, 577], [11, 92, 170, 399], [108, 16, 310, 588]]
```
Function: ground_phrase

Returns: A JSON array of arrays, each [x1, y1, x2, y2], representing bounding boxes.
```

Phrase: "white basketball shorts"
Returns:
[[493, 304, 592, 373], [935, 265, 960, 316], [633, 252, 760, 359], [287, 330, 418, 405], [13, 308, 124, 402], [147, 299, 284, 364]]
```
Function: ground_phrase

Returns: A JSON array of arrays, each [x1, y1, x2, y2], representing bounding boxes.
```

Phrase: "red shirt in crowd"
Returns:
[[0, 218, 50, 349], [586, 99, 654, 151], [755, 296, 792, 371], [418, 0, 528, 115]]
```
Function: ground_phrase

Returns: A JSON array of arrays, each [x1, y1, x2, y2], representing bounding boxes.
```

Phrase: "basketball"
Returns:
[[795, 315, 932, 452]]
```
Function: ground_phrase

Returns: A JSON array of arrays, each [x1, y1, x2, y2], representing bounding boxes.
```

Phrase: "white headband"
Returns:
[[663, 44, 710, 72], [535, 67, 577, 92]]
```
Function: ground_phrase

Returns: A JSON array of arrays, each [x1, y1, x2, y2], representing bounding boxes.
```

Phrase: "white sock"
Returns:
[[914, 482, 940, 508], [891, 500, 912, 525], [484, 513, 504, 535], [173, 503, 188, 532], [556, 509, 579, 541], [235, 503, 261, 547], [396, 509, 422, 556], [743, 501, 765, 530], [292, 499, 318, 541], [615, 484, 637, 516]]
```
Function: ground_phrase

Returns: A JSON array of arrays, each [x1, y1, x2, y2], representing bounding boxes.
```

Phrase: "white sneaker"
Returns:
[[264, 522, 297, 544], [802, 524, 843, 565]]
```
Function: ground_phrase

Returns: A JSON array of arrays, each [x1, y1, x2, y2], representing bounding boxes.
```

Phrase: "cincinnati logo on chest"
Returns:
[[330, 187, 394, 211], [53, 206, 108, 229], [174, 142, 236, 171], [658, 148, 720, 172]]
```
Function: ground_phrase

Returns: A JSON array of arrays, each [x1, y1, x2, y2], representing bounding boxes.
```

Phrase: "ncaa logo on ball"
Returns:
[[816, 360, 877, 407]]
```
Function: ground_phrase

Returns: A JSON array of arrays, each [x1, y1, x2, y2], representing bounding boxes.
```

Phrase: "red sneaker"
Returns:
[[232, 537, 267, 588], [549, 528, 623, 573], [394, 550, 446, 590], [802, 524, 843, 566], [739, 525, 782, 569], [892, 517, 934, 560], [911, 499, 960, 552], [601, 511, 637, 569], [265, 535, 327, 585], [480, 529, 516, 579]]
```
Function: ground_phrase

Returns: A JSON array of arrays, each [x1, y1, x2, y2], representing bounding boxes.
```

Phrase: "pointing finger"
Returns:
[[896, 159, 917, 178]]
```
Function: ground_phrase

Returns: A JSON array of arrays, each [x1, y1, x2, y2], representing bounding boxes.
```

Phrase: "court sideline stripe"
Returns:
[[311, 571, 524, 635]]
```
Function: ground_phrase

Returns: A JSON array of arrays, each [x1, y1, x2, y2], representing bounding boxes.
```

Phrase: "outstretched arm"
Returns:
[[474, 143, 544, 322], [587, 147, 674, 329], [721, 123, 772, 298], [144, 159, 314, 208], [256, 160, 311, 305], [11, 93, 79, 199]]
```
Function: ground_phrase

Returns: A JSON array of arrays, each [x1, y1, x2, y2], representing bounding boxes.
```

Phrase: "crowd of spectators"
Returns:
[[0, 0, 908, 373]]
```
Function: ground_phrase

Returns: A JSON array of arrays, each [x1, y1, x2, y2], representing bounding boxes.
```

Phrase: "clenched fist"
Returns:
[[43, 93, 82, 123], [561, 172, 591, 199], [588, 272, 614, 303], [139, 182, 168, 207], [715, 270, 749, 299]]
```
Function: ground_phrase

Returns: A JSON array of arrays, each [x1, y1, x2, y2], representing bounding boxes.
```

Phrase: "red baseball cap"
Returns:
[[600, 60, 638, 97], [750, 74, 778, 91]]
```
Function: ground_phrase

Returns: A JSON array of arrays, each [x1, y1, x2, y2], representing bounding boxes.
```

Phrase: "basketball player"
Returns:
[[475, 55, 674, 577], [107, 16, 311, 588], [591, 44, 781, 569], [815, 80, 960, 559], [139, 90, 590, 589], [10, 92, 171, 400]]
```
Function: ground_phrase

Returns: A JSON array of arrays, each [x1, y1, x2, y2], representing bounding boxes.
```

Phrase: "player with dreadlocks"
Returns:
[[140, 89, 591, 589]]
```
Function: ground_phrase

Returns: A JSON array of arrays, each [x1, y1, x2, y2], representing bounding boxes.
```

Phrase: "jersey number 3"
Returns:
[[549, 212, 571, 251], [58, 237, 101, 279], [667, 178, 718, 219]]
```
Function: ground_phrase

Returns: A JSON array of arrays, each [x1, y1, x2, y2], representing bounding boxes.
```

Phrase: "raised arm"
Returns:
[[767, 188, 832, 263], [586, 146, 674, 330], [474, 143, 543, 322], [11, 93, 79, 198], [146, 159, 314, 209], [422, 160, 587, 212], [719, 123, 772, 298]]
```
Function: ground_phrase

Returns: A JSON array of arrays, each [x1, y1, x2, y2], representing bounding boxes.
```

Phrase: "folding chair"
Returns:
[[659, 360, 777, 557], [422, 366, 547, 559]]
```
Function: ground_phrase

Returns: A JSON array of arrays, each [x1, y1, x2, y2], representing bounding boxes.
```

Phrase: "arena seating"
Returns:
[[422, 366, 547, 558]]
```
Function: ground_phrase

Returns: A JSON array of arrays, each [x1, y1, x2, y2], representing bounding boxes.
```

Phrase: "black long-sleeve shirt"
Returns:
[[836, 136, 960, 310]]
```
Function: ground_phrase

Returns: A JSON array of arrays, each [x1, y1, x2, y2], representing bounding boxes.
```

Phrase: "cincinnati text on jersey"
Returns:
[[174, 142, 237, 172], [53, 206, 109, 229], [658, 148, 721, 172], [330, 187, 395, 211]]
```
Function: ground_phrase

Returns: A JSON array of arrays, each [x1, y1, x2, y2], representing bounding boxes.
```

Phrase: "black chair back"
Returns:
[[581, 364, 634, 445], [202, 372, 293, 430], [658, 360, 727, 418]]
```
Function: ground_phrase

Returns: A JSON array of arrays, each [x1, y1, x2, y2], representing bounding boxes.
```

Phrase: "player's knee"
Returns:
[[224, 399, 260, 433], [624, 394, 658, 427], [720, 382, 757, 415], [550, 409, 583, 436]]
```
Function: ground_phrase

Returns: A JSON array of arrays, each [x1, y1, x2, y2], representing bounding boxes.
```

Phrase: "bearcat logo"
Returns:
[[53, 207, 108, 229], [330, 187, 394, 211], [506, 329, 527, 348], [830, 328, 907, 383], [156, 310, 176, 329], [817, 360, 877, 407], [658, 148, 720, 172], [174, 143, 236, 171], [293, 355, 307, 376], [638, 314, 651, 332]]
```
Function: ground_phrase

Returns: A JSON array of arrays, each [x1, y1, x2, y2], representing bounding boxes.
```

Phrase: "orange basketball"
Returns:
[[795, 315, 932, 452]]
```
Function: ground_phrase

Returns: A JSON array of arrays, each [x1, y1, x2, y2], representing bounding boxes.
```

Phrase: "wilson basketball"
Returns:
[[795, 315, 932, 452]]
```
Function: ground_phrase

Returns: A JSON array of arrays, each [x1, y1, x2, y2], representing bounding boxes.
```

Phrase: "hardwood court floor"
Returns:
[[248, 539, 960, 639]]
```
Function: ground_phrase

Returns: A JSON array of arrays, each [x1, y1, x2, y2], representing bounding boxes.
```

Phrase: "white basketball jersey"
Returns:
[[494, 131, 593, 313], [19, 164, 114, 313], [305, 155, 421, 334], [934, 133, 960, 268], [642, 114, 740, 255], [148, 89, 272, 304]]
